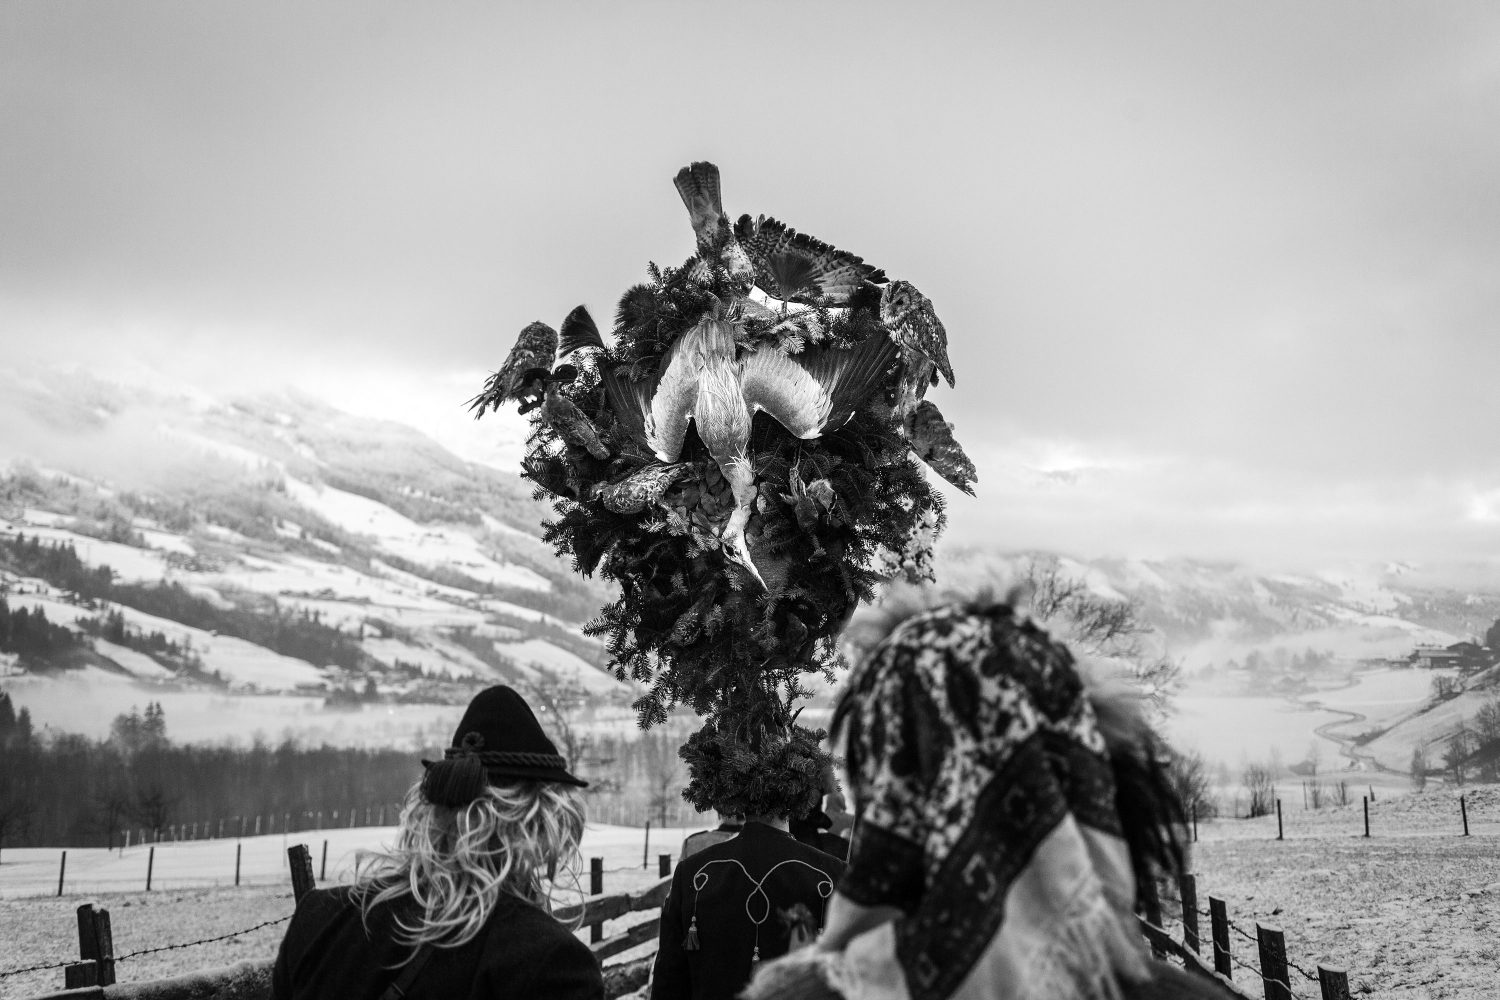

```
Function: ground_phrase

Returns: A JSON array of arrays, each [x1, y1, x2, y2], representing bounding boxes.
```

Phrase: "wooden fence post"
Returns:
[[1317, 964, 1351, 1000], [1191, 803, 1198, 843], [64, 903, 116, 988], [643, 821, 651, 870], [289, 844, 315, 902], [1141, 877, 1163, 957], [146, 846, 155, 891], [57, 851, 66, 897], [1461, 794, 1469, 836], [659, 854, 672, 877], [320, 839, 329, 881], [1179, 873, 1200, 955], [1256, 923, 1291, 1000], [1208, 896, 1232, 979], [236, 843, 243, 887], [590, 857, 604, 943], [1362, 796, 1369, 838], [1276, 799, 1283, 840]]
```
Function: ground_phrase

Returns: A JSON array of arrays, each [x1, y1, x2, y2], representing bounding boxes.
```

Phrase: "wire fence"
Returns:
[[0, 849, 668, 995], [0, 914, 291, 983], [1153, 881, 1341, 1000]]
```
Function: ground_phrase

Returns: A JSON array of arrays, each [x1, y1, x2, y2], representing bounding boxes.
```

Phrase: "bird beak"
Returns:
[[723, 535, 768, 590]]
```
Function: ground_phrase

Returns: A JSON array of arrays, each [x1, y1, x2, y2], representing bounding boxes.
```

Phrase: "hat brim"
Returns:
[[421, 759, 589, 788]]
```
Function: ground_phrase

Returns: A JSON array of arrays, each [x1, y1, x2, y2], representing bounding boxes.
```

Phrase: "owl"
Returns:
[[469, 321, 559, 416], [880, 280, 954, 413]]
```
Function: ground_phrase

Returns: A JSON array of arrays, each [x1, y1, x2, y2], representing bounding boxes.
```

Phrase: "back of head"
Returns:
[[834, 589, 1187, 904], [352, 685, 589, 951]]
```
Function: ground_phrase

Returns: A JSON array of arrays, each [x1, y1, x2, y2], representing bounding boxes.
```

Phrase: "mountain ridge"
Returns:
[[3, 367, 1498, 748]]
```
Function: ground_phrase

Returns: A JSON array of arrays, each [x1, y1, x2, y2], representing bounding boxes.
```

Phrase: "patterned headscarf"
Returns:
[[820, 598, 1170, 1000]]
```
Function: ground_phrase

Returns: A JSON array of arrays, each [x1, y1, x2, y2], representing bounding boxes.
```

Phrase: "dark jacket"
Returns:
[[272, 884, 603, 1000], [680, 821, 743, 862], [652, 822, 846, 1000]]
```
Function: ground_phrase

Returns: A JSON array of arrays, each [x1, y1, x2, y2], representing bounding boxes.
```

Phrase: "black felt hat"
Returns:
[[421, 686, 587, 807]]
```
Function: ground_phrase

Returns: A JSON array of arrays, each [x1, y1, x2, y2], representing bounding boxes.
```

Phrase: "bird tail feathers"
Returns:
[[558, 305, 606, 359], [674, 161, 724, 238]]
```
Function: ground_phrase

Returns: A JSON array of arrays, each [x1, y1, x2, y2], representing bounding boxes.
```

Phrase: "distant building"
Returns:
[[1409, 642, 1496, 672]]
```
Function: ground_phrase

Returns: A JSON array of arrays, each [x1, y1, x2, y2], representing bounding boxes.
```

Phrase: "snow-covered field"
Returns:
[[1, 671, 458, 748], [4, 795, 1498, 999], [0, 822, 699, 997], [0, 822, 699, 902]]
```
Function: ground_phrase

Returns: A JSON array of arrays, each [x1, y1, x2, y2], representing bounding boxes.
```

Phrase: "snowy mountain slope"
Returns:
[[934, 547, 1500, 669], [0, 369, 628, 744], [3, 366, 1497, 749]]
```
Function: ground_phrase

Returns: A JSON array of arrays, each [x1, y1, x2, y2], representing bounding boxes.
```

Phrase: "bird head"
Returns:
[[878, 280, 925, 325], [721, 529, 767, 591]]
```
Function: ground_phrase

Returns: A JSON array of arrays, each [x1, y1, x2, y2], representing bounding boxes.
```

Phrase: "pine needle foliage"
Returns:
[[489, 254, 951, 816]]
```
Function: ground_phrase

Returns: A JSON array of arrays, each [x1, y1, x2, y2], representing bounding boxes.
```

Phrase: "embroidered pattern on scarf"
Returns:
[[837, 604, 1130, 1000]]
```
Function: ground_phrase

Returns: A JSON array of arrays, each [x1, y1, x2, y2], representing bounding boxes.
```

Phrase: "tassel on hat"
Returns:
[[421, 750, 488, 808]]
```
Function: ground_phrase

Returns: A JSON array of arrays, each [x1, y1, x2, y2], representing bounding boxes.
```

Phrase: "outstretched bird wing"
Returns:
[[557, 305, 606, 360], [733, 215, 887, 306], [600, 354, 700, 463], [904, 399, 976, 495], [739, 333, 898, 439], [468, 321, 558, 416]]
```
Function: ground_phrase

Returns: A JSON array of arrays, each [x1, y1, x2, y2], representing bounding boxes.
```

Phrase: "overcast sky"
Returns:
[[3, 2, 1497, 572]]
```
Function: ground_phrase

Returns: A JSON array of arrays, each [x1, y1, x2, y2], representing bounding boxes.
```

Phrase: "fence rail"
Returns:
[[5, 849, 673, 1000]]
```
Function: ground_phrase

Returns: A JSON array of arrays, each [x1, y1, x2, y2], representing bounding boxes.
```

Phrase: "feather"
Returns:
[[616, 283, 664, 337], [600, 365, 653, 449], [674, 162, 726, 246], [557, 305, 605, 359], [467, 320, 557, 416], [739, 333, 898, 439], [881, 281, 954, 388], [541, 389, 610, 460], [596, 462, 691, 514], [733, 214, 886, 306], [903, 399, 977, 495]]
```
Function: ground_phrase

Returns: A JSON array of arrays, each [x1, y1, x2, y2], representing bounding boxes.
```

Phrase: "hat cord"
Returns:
[[441, 748, 568, 769]]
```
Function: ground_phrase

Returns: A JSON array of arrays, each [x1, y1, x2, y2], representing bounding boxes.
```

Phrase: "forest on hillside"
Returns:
[[0, 692, 700, 848]]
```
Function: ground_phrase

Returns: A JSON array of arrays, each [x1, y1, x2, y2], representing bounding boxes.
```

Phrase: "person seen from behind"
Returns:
[[743, 590, 1235, 1000], [272, 685, 603, 1000], [652, 725, 846, 1000]]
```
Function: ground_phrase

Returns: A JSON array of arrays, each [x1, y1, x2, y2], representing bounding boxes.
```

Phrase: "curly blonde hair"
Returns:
[[349, 778, 585, 952]]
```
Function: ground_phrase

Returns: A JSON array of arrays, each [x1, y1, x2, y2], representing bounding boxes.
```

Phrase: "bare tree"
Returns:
[[1432, 674, 1461, 701], [1167, 748, 1217, 820], [640, 731, 684, 827], [1241, 762, 1275, 818], [1410, 745, 1428, 791], [1019, 558, 1181, 714], [1442, 720, 1472, 787], [522, 671, 592, 774]]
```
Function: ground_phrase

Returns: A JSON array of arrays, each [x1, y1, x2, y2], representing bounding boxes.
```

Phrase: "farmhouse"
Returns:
[[1408, 641, 1495, 672]]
